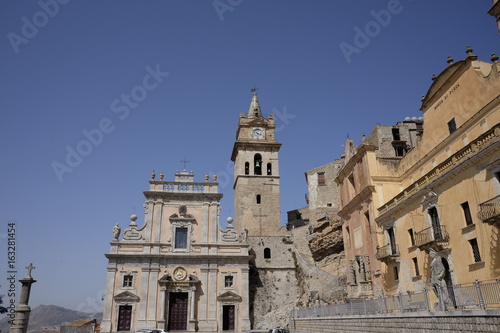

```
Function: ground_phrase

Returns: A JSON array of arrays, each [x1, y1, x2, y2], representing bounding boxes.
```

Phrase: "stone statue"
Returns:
[[240, 228, 248, 243], [113, 223, 121, 241], [429, 249, 449, 304]]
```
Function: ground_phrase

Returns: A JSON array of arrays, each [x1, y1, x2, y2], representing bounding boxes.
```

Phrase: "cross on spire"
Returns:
[[26, 263, 35, 278], [181, 157, 190, 170], [251, 85, 259, 93]]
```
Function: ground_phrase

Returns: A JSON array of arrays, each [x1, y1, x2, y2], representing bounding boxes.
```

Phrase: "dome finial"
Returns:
[[466, 45, 474, 56], [447, 56, 453, 65], [492, 53, 499, 62]]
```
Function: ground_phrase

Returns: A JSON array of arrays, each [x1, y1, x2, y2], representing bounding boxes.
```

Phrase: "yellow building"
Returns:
[[375, 48, 500, 302]]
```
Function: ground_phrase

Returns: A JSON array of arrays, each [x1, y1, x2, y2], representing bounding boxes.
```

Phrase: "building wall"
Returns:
[[375, 54, 500, 296], [101, 171, 251, 333]]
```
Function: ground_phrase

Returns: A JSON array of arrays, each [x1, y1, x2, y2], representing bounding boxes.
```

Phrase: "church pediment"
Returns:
[[114, 291, 140, 302], [217, 291, 242, 302], [421, 60, 466, 110]]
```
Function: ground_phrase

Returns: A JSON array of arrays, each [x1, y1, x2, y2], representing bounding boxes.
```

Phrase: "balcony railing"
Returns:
[[376, 244, 399, 261], [414, 225, 449, 248], [478, 195, 500, 224]]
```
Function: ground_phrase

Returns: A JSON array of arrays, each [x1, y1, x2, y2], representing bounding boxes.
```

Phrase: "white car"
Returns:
[[268, 329, 290, 333]]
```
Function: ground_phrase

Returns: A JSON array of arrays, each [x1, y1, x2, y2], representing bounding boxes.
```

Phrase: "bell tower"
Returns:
[[231, 91, 282, 236]]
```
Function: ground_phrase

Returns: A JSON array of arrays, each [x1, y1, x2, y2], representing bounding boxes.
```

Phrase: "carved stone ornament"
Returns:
[[173, 267, 188, 281], [220, 220, 239, 243], [123, 214, 146, 241]]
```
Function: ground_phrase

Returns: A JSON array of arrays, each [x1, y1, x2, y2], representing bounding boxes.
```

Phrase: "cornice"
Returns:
[[231, 141, 282, 161], [335, 144, 376, 184], [376, 124, 500, 224], [338, 185, 375, 218], [143, 191, 223, 201]]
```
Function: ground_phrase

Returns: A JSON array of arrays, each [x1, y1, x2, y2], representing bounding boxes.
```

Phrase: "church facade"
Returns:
[[101, 92, 297, 332], [100, 170, 251, 332]]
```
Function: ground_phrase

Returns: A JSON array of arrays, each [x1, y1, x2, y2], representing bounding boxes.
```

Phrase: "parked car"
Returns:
[[268, 329, 289, 333]]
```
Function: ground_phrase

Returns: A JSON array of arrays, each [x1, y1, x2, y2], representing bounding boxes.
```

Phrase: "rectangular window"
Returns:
[[387, 227, 397, 255], [348, 174, 355, 195], [318, 172, 325, 186], [393, 266, 399, 281], [408, 228, 415, 246], [392, 128, 401, 141], [412, 257, 420, 277], [175, 227, 188, 249], [225, 275, 234, 288], [394, 144, 406, 157], [123, 275, 133, 287], [448, 118, 457, 134], [461, 201, 473, 226], [469, 238, 482, 263]]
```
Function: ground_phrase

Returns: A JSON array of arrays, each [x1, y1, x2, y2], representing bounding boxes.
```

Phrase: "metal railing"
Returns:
[[478, 195, 500, 223], [414, 225, 448, 247], [375, 244, 399, 260], [292, 279, 500, 318]]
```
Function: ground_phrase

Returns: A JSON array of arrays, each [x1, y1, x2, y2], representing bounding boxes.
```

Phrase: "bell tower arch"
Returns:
[[231, 92, 282, 236]]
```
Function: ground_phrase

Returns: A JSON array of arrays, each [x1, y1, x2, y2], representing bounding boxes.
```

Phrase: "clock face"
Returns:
[[252, 127, 265, 139]]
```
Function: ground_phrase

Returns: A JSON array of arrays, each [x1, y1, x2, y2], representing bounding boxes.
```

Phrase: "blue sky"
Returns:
[[0, 0, 498, 312]]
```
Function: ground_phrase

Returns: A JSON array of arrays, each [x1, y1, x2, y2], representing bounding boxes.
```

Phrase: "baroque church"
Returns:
[[100, 92, 298, 332]]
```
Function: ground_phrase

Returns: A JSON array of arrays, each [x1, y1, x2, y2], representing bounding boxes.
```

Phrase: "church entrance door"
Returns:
[[168, 292, 188, 331], [117, 305, 132, 331], [222, 305, 235, 330]]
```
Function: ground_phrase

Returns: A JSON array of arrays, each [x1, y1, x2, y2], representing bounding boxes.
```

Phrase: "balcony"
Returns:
[[414, 225, 449, 249], [376, 243, 399, 261], [478, 195, 500, 224]]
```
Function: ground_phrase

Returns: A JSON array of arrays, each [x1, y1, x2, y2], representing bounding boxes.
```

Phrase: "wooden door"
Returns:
[[168, 292, 188, 331], [222, 305, 235, 330], [117, 305, 132, 331]]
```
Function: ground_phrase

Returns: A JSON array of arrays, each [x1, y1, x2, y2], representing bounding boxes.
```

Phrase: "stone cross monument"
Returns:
[[10, 263, 37, 333]]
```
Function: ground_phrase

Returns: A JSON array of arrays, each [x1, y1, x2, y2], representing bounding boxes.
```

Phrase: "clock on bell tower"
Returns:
[[231, 91, 282, 237]]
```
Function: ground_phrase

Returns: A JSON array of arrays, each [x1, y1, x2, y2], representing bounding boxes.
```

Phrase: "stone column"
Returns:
[[152, 200, 163, 244], [147, 264, 159, 325], [144, 200, 154, 241], [137, 267, 150, 328], [188, 286, 197, 331], [208, 268, 218, 329], [210, 203, 219, 244], [100, 264, 117, 333], [202, 202, 209, 248], [240, 267, 251, 331], [199, 268, 208, 321], [10, 264, 36, 333], [158, 287, 166, 329]]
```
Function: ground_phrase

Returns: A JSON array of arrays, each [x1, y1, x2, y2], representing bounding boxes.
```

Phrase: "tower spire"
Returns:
[[248, 87, 262, 118]]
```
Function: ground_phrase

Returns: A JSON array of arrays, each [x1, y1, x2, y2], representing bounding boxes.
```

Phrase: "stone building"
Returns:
[[375, 48, 500, 302], [100, 170, 251, 332], [231, 92, 298, 329], [334, 119, 423, 298]]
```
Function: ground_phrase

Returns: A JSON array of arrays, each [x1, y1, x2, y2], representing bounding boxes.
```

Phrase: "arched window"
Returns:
[[264, 248, 271, 259], [245, 162, 249, 175], [267, 163, 272, 175], [256, 194, 261, 204], [254, 154, 262, 175]]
